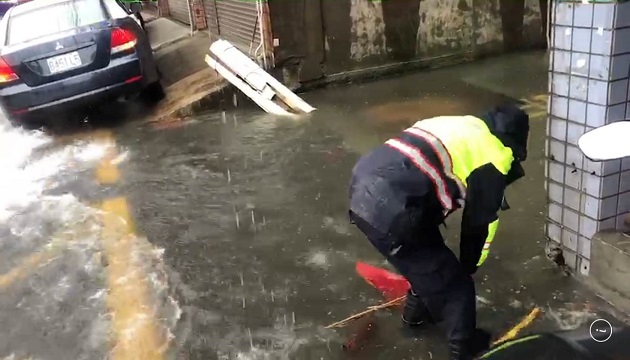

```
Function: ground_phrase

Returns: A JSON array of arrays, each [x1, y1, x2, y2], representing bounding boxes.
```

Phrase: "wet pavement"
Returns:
[[0, 51, 627, 360]]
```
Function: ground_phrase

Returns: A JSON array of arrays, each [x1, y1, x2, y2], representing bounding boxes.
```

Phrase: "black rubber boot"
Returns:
[[449, 329, 491, 360], [401, 289, 432, 326]]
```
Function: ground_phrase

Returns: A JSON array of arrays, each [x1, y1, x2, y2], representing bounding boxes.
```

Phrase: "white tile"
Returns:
[[550, 162, 565, 184], [550, 117, 568, 141], [565, 167, 582, 189], [567, 122, 585, 146], [620, 170, 630, 193], [579, 258, 590, 276], [566, 144, 584, 167], [594, 3, 615, 28], [562, 227, 579, 251], [586, 103, 606, 127], [591, 28, 613, 56], [568, 99, 587, 123], [552, 73, 570, 97], [563, 209, 580, 233], [554, 26, 573, 50], [549, 202, 563, 224], [551, 96, 569, 119], [571, 76, 589, 101], [613, 28, 630, 55], [572, 28, 592, 53], [589, 54, 610, 80], [581, 193, 600, 219], [554, 3, 574, 26], [578, 236, 592, 260], [579, 215, 598, 238], [547, 223, 562, 243], [549, 181, 564, 204], [587, 78, 609, 104], [609, 79, 629, 104], [573, 3, 593, 27], [549, 139, 566, 163]]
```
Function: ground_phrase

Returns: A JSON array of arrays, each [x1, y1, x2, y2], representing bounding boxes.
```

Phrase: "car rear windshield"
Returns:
[[7, 0, 107, 45]]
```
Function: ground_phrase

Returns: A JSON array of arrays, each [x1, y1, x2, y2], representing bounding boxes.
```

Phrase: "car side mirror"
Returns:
[[577, 121, 630, 161]]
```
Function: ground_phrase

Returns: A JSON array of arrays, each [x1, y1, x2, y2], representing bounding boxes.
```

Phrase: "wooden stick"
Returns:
[[492, 307, 542, 346], [325, 295, 406, 329]]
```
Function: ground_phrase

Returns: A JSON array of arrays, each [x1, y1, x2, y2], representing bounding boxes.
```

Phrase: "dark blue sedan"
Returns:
[[0, 0, 163, 127]]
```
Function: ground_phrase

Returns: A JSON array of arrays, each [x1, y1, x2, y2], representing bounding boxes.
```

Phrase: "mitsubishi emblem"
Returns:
[[55, 42, 63, 50]]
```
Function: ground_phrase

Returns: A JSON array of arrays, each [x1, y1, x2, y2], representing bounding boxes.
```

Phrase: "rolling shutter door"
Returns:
[[168, 0, 190, 24], [215, 0, 261, 53]]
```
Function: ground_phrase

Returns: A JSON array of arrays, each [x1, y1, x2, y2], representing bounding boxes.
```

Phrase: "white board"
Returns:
[[578, 121, 630, 161]]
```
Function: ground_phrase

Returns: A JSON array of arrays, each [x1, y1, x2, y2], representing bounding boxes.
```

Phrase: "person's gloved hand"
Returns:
[[460, 260, 478, 275]]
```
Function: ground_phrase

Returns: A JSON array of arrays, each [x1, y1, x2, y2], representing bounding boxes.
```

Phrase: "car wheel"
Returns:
[[11, 116, 43, 130], [140, 80, 165, 104]]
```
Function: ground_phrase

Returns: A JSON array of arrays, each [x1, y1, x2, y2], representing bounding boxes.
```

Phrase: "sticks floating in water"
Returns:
[[325, 295, 405, 329], [492, 307, 542, 346]]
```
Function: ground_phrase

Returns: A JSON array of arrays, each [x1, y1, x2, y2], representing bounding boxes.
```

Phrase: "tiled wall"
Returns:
[[547, 0, 630, 275]]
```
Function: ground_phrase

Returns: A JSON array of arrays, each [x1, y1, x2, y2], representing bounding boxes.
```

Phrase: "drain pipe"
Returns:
[[186, 0, 194, 36]]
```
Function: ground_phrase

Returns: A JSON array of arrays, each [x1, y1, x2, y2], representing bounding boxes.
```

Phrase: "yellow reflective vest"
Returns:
[[411, 115, 515, 267]]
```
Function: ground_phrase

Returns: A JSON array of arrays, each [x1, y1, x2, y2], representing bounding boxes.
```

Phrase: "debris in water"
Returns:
[[428, 351, 433, 359]]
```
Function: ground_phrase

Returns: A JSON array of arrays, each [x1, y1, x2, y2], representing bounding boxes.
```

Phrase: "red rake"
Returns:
[[326, 262, 409, 330]]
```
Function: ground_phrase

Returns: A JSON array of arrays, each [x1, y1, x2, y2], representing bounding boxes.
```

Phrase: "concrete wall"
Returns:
[[268, 0, 547, 85]]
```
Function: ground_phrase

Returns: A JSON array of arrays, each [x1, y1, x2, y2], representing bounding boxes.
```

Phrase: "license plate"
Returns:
[[47, 51, 82, 74]]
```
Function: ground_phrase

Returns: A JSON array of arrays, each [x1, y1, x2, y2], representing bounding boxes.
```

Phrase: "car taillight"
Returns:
[[110, 28, 137, 54], [0, 57, 18, 84]]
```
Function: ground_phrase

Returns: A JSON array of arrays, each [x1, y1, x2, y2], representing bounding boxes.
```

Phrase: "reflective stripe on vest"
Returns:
[[404, 127, 466, 207], [384, 138, 455, 211]]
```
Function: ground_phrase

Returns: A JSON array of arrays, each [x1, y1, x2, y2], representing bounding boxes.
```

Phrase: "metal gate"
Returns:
[[168, 0, 190, 24], [205, 0, 262, 54]]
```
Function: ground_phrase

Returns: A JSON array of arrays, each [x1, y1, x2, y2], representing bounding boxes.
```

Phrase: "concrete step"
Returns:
[[586, 231, 630, 316]]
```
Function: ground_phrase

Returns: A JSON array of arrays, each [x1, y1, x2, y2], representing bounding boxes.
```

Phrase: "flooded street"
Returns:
[[0, 51, 625, 360]]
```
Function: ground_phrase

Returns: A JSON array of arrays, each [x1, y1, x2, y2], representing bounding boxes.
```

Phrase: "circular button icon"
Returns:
[[589, 319, 613, 343]]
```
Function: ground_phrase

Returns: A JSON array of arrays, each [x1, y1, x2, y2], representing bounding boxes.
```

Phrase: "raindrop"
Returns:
[[242, 297, 246, 309], [283, 314, 287, 326], [244, 157, 248, 169], [251, 210, 256, 232], [262, 216, 266, 225], [227, 168, 231, 183], [292, 311, 296, 325], [240, 272, 244, 286], [235, 211, 240, 229], [221, 111, 227, 124], [248, 328, 254, 350], [271, 291, 275, 302], [259, 151, 264, 161], [233, 114, 238, 127], [233, 93, 238, 107]]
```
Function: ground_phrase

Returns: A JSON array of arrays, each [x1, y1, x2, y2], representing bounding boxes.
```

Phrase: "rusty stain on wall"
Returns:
[[416, 0, 473, 56], [349, 0, 387, 62], [475, 0, 503, 47], [268, 0, 546, 85]]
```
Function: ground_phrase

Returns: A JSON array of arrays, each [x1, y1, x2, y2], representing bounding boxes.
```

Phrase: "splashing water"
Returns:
[[0, 114, 180, 359]]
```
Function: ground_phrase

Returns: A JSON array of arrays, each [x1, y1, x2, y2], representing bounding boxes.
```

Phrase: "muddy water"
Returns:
[[117, 53, 618, 360], [0, 51, 622, 360]]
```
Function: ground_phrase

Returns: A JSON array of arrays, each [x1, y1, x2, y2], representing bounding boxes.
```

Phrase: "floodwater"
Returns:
[[0, 51, 625, 360]]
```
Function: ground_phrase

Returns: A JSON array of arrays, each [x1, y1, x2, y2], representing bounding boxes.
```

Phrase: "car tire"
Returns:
[[10, 116, 43, 130], [140, 80, 165, 104]]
